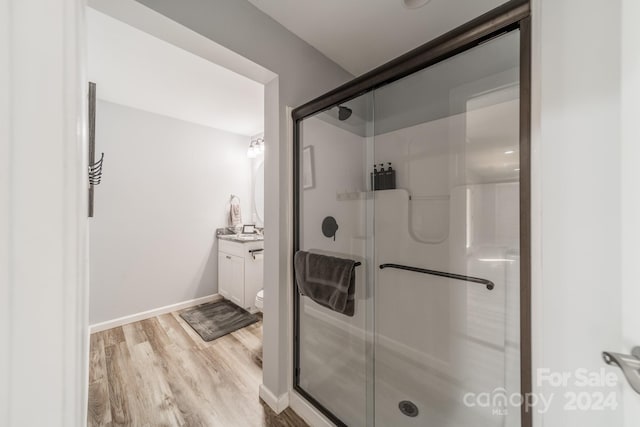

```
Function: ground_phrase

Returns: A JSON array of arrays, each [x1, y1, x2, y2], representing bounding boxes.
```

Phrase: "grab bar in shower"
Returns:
[[379, 263, 494, 290]]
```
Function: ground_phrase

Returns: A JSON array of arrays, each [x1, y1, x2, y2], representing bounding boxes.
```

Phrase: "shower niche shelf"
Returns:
[[336, 189, 451, 203], [409, 195, 450, 201], [336, 188, 410, 201], [336, 189, 451, 244]]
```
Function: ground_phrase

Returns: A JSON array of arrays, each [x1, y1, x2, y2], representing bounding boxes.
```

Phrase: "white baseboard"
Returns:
[[289, 390, 336, 427], [259, 384, 289, 414], [89, 293, 222, 334]]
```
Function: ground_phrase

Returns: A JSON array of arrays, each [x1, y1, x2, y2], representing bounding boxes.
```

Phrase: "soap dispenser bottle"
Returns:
[[385, 162, 396, 190], [378, 163, 387, 190], [371, 165, 377, 191]]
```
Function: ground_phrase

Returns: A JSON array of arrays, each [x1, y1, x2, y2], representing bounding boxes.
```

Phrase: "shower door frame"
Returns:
[[292, 1, 532, 426]]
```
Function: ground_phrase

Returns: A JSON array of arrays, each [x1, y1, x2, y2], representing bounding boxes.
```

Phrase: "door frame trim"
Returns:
[[1, 0, 89, 425], [292, 1, 532, 426]]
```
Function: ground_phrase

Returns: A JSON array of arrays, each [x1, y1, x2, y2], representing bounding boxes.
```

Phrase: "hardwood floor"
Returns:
[[88, 307, 308, 427]]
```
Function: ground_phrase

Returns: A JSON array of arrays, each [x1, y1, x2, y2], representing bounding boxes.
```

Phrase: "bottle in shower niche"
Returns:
[[385, 162, 396, 190], [378, 163, 387, 190], [371, 165, 378, 191]]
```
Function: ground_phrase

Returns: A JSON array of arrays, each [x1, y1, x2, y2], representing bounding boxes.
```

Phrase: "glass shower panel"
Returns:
[[372, 29, 521, 426], [297, 93, 375, 426]]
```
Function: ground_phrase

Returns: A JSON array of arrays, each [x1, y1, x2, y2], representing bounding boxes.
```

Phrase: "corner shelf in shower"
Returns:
[[336, 190, 450, 202], [409, 195, 450, 201], [336, 188, 451, 244], [336, 189, 409, 201]]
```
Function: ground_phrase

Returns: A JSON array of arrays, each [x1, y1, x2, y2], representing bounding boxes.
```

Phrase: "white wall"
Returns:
[[1, 0, 89, 425], [621, 0, 640, 424], [0, 1, 9, 422], [532, 0, 623, 426], [89, 101, 252, 325]]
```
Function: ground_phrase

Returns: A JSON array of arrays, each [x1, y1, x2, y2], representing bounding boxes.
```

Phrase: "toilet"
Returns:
[[255, 289, 264, 312]]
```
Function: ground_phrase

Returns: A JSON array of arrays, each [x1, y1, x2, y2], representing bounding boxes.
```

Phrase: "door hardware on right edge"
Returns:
[[602, 346, 640, 394]]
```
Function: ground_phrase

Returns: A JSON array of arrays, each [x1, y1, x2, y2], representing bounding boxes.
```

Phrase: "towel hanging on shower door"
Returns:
[[293, 251, 356, 317]]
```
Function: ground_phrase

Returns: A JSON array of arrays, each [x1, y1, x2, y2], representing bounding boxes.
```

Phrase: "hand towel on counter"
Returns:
[[229, 201, 242, 226], [293, 250, 356, 317]]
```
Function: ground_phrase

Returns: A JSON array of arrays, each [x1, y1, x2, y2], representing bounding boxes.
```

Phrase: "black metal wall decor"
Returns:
[[89, 152, 104, 186], [321, 216, 339, 241], [88, 82, 102, 217], [292, 1, 532, 426]]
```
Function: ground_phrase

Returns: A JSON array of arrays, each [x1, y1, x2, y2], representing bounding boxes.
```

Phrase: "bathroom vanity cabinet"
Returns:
[[217, 238, 263, 312]]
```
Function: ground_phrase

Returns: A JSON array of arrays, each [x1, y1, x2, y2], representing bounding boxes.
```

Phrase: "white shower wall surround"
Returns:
[[300, 117, 368, 425], [298, 95, 520, 425], [374, 94, 519, 243]]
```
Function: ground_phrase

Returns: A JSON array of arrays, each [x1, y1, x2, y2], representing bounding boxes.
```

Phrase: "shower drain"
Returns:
[[398, 400, 419, 417]]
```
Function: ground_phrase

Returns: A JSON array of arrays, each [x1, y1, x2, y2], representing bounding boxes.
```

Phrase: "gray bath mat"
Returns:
[[180, 300, 259, 342]]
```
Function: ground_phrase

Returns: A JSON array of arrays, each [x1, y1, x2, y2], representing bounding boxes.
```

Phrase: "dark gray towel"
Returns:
[[294, 251, 356, 317]]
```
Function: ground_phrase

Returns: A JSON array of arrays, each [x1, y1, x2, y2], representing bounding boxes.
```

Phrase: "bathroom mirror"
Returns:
[[254, 161, 264, 225]]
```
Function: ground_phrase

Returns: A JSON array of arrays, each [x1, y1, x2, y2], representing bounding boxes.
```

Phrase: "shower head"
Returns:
[[338, 105, 352, 121]]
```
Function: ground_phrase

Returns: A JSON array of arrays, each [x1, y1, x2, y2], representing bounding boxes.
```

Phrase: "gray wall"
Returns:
[[89, 100, 252, 325], [134, 0, 353, 400]]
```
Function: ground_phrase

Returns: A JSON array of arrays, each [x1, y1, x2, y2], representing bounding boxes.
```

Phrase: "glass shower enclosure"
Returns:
[[293, 3, 530, 426]]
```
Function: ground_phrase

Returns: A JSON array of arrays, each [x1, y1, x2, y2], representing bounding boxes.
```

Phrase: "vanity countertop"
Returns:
[[218, 234, 264, 243], [216, 232, 264, 243], [216, 227, 264, 243]]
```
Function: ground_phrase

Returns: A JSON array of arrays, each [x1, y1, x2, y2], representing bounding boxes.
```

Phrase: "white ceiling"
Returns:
[[247, 0, 508, 76], [87, 8, 264, 136]]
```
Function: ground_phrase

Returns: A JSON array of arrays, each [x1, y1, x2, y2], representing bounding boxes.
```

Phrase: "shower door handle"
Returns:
[[379, 263, 495, 290], [602, 347, 640, 394]]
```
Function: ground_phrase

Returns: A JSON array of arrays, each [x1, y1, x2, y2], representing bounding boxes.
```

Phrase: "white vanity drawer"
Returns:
[[219, 239, 245, 257]]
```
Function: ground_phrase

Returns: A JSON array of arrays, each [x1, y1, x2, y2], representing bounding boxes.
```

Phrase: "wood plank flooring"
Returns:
[[88, 306, 308, 427]]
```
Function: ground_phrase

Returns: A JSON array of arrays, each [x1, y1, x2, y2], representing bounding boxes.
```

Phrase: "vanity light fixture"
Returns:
[[247, 144, 257, 158], [247, 137, 265, 158]]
